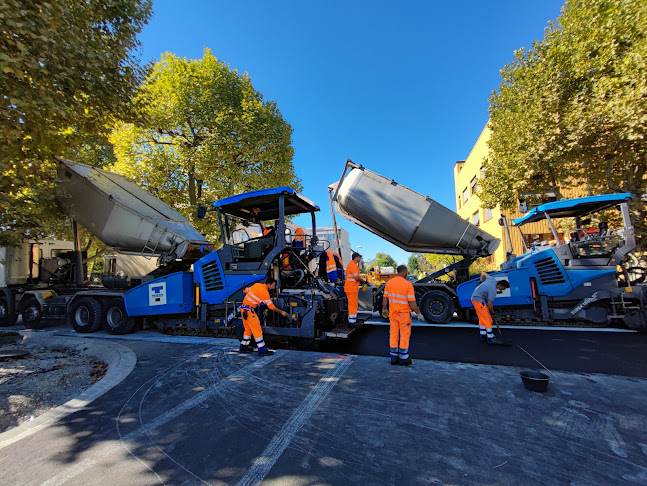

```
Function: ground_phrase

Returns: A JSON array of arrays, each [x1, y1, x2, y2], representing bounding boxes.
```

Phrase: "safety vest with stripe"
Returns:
[[242, 283, 276, 311], [325, 251, 337, 273], [344, 260, 360, 289], [383, 276, 416, 316]]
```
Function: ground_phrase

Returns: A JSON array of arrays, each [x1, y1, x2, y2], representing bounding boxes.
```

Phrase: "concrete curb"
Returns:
[[0, 330, 137, 450]]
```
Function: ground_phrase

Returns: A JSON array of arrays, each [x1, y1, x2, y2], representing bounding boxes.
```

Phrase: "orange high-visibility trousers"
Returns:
[[345, 282, 359, 323], [389, 311, 412, 350], [471, 300, 492, 329], [242, 309, 263, 339]]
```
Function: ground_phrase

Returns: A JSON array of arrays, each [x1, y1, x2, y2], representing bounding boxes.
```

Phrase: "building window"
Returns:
[[484, 207, 493, 222], [463, 187, 469, 203], [470, 177, 478, 195], [472, 211, 480, 226]]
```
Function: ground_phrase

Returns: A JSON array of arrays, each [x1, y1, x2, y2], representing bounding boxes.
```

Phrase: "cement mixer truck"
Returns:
[[330, 160, 647, 331]]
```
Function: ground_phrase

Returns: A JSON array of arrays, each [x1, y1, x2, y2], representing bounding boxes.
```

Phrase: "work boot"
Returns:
[[399, 358, 413, 366], [487, 337, 504, 345], [480, 335, 487, 343], [390, 358, 399, 366], [258, 349, 275, 356], [239, 344, 254, 352]]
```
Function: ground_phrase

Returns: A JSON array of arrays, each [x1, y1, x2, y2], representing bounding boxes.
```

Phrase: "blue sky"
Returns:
[[139, 0, 565, 266]]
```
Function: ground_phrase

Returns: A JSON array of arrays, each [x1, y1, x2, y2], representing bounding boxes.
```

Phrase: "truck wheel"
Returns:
[[420, 291, 455, 324], [0, 297, 17, 327], [104, 298, 137, 335], [22, 298, 45, 329], [69, 298, 104, 333]]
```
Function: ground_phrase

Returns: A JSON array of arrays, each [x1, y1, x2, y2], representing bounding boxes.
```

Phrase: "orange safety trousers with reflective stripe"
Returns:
[[241, 308, 263, 339], [389, 311, 412, 350], [471, 300, 492, 329], [344, 260, 360, 318]]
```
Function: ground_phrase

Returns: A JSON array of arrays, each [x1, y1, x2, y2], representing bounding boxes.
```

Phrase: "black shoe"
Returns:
[[480, 335, 487, 343], [390, 359, 399, 366], [487, 337, 504, 345], [399, 358, 413, 366], [258, 349, 275, 356], [239, 344, 254, 352]]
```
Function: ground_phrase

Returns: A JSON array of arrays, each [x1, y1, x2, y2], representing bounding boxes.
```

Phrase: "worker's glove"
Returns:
[[381, 309, 389, 319], [416, 313, 425, 322]]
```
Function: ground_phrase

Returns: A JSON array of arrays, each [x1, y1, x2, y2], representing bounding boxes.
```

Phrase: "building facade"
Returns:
[[313, 226, 352, 265], [454, 124, 585, 266]]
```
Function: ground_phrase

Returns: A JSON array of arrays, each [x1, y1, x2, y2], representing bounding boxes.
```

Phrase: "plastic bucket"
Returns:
[[520, 370, 550, 392]]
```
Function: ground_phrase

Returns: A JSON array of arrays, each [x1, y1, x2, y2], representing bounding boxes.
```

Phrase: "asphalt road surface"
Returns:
[[317, 322, 647, 377], [1, 324, 647, 485]]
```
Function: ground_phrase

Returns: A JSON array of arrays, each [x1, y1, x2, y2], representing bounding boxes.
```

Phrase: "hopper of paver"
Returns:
[[55, 157, 211, 264], [331, 164, 500, 256]]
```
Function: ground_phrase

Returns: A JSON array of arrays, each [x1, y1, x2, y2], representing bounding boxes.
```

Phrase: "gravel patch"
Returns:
[[0, 332, 107, 433]]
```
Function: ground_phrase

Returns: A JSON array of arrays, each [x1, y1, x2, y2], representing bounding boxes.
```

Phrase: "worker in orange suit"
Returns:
[[344, 252, 363, 326], [382, 265, 424, 366], [239, 277, 288, 355]]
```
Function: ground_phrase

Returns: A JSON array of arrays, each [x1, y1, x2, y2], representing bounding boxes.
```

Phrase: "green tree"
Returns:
[[109, 49, 300, 238], [407, 254, 419, 274], [484, 0, 647, 248], [0, 0, 152, 245], [373, 253, 398, 270]]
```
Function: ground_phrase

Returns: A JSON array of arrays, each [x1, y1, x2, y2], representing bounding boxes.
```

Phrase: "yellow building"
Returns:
[[454, 123, 585, 266]]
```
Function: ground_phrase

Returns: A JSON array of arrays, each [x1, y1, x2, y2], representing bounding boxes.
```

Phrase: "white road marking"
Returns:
[[236, 355, 355, 486], [40, 351, 284, 486]]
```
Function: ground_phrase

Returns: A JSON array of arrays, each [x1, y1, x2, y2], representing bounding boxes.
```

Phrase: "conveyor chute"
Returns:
[[55, 157, 211, 264], [330, 162, 499, 256]]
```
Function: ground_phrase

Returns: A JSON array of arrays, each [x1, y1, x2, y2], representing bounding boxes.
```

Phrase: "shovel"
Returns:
[[492, 315, 514, 346]]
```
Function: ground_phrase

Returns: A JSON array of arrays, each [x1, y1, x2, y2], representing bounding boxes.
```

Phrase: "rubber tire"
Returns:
[[419, 290, 455, 324], [22, 298, 45, 329], [103, 298, 137, 335], [69, 297, 104, 333], [0, 297, 17, 327]]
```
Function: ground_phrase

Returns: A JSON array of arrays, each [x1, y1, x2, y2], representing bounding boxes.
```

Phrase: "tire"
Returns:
[[419, 290, 455, 324], [0, 297, 17, 327], [103, 298, 137, 335], [22, 298, 45, 329], [69, 297, 104, 333]]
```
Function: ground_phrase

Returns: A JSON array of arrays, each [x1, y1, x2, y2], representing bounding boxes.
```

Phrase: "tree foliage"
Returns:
[[109, 49, 301, 238], [484, 0, 647, 247], [373, 253, 398, 270], [0, 0, 152, 245]]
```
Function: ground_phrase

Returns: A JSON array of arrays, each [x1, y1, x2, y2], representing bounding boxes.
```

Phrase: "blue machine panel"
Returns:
[[125, 272, 194, 316], [192, 250, 264, 305]]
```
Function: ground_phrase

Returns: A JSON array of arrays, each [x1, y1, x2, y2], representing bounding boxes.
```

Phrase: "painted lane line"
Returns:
[[41, 351, 284, 486], [236, 355, 356, 486]]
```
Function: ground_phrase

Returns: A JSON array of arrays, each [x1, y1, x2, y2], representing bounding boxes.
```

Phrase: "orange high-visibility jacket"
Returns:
[[325, 251, 337, 273], [295, 227, 306, 246], [345, 260, 360, 288], [383, 276, 416, 317], [242, 283, 276, 310]]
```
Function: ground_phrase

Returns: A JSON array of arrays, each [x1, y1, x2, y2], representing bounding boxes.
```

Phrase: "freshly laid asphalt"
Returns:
[[1, 323, 646, 485]]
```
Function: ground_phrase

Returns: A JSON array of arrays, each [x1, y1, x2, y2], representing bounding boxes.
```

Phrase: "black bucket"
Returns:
[[520, 370, 550, 392]]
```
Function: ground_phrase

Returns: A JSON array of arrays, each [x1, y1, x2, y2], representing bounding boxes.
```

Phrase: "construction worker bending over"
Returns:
[[470, 272, 510, 345], [240, 277, 288, 355], [382, 265, 424, 366], [344, 252, 363, 326]]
